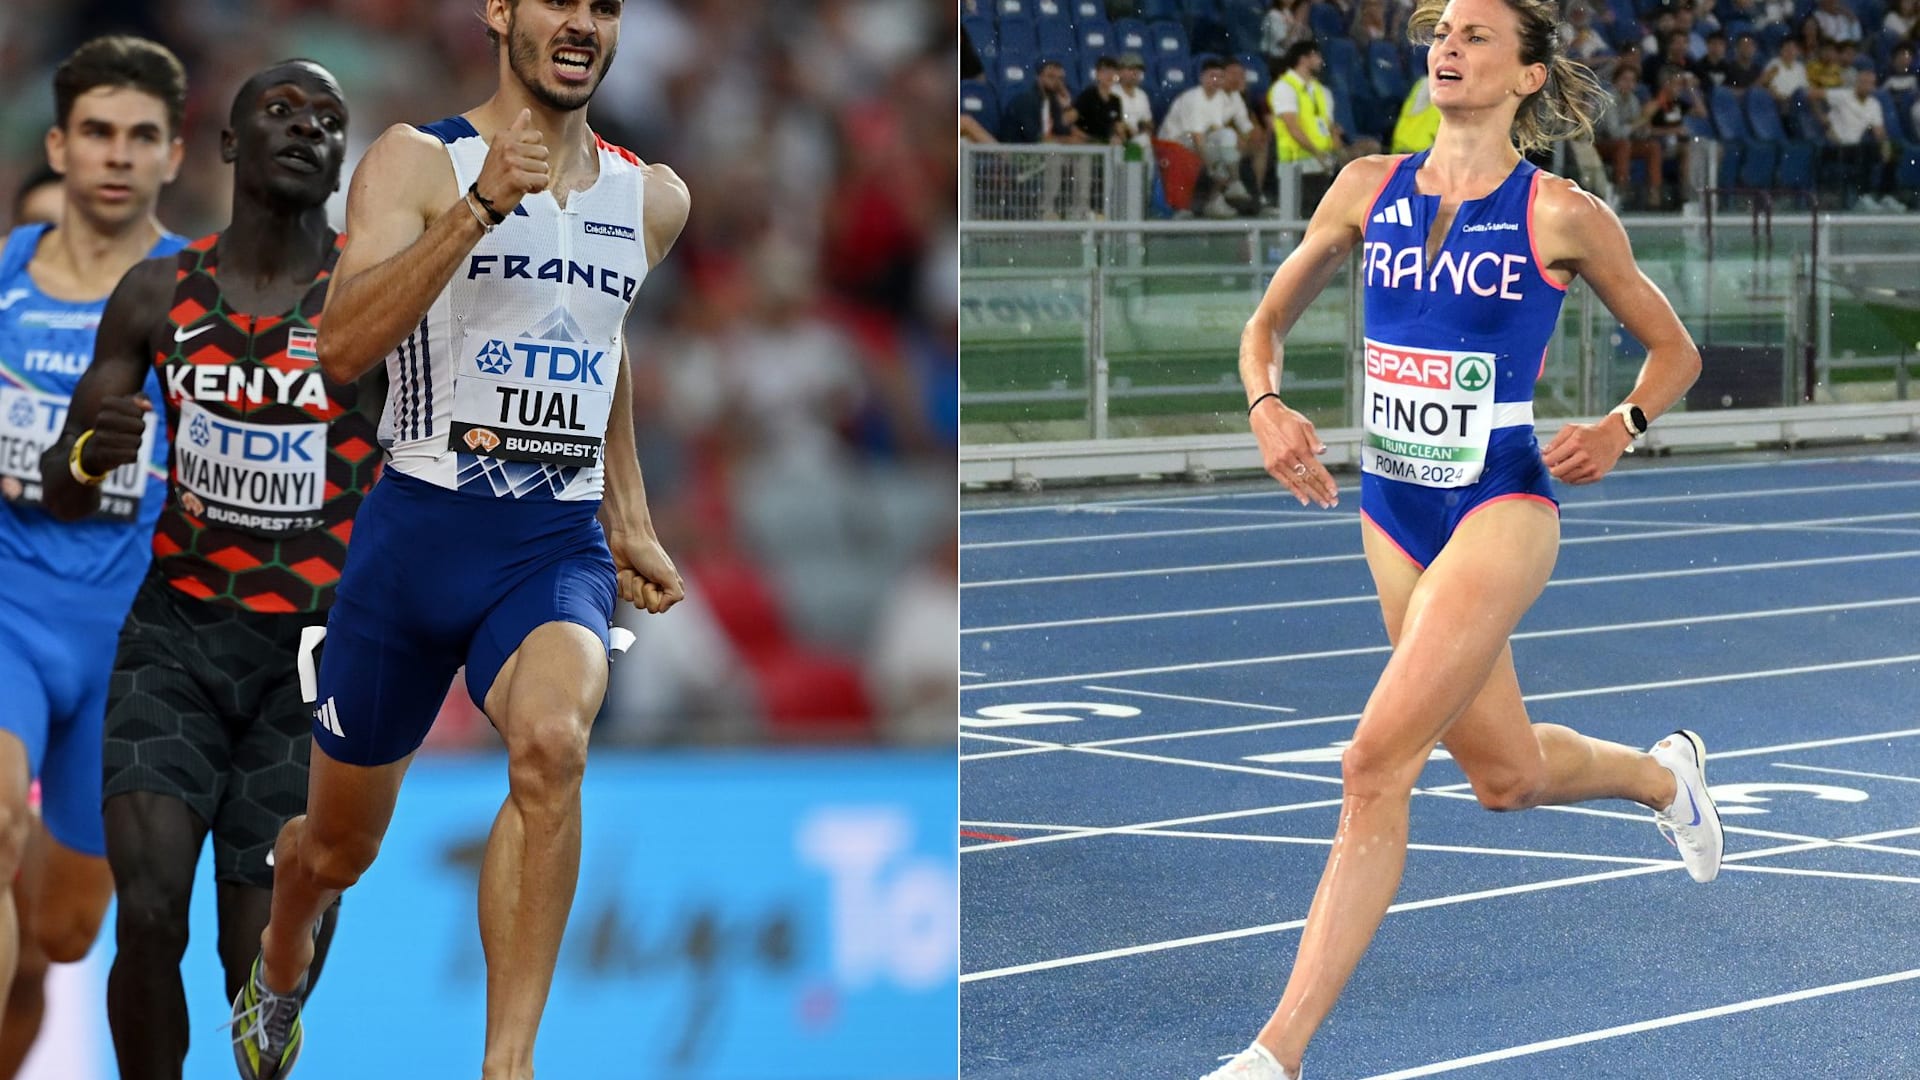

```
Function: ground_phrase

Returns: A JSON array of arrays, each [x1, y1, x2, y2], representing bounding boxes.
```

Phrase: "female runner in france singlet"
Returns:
[[1354, 149, 1564, 567]]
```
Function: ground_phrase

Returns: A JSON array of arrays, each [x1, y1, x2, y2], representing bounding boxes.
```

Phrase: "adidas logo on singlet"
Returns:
[[1371, 197, 1413, 226]]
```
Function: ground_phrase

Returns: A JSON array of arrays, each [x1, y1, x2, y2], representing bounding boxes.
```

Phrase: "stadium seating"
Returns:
[[1114, 18, 1151, 54], [1746, 86, 1817, 194], [1148, 19, 1192, 64], [961, 80, 1001, 139], [964, 15, 997, 66], [1079, 20, 1116, 59]]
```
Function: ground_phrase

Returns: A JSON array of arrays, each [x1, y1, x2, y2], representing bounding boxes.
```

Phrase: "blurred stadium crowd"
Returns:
[[962, 0, 1920, 214], [0, 0, 959, 748]]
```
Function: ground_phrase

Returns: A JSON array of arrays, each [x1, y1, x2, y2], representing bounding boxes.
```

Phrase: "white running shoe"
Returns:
[[1201, 1043, 1298, 1080], [1650, 729, 1724, 883]]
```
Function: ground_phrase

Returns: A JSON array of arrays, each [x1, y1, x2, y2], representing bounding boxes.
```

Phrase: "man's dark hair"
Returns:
[[53, 36, 187, 135], [12, 164, 61, 223], [1038, 58, 1066, 73], [1095, 54, 1119, 70], [1282, 41, 1321, 70], [1706, 30, 1727, 42], [1199, 56, 1227, 73]]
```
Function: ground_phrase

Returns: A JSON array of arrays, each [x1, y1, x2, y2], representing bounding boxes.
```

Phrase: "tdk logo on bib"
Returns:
[[7, 398, 35, 431], [473, 338, 606, 386], [189, 412, 316, 462]]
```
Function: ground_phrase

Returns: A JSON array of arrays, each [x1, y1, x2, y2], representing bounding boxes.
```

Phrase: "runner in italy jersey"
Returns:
[[39, 60, 366, 1080], [0, 34, 187, 1074]]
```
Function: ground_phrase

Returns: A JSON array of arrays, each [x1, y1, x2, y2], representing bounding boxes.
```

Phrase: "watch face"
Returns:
[[1630, 405, 1649, 434]]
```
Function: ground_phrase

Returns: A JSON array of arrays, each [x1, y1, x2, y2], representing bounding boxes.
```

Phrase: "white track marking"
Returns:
[[963, 548, 1920, 635], [1771, 763, 1920, 785], [960, 825, 1899, 982], [957, 801, 1347, 852], [1114, 827, 1674, 866], [1720, 863, 1920, 885], [961, 611, 1920, 692], [963, 509, 1920, 588], [1357, 968, 1920, 1079], [1081, 685, 1298, 713]]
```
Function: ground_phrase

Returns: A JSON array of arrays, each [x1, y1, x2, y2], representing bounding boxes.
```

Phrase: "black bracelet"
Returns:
[[1247, 392, 1282, 415], [467, 182, 507, 225]]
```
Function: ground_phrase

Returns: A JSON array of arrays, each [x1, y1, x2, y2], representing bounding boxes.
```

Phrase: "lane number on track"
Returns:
[[961, 701, 1143, 728], [1710, 782, 1870, 816]]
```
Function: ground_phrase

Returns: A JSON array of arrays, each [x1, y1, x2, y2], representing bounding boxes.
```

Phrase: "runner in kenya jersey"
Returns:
[[39, 61, 371, 1080]]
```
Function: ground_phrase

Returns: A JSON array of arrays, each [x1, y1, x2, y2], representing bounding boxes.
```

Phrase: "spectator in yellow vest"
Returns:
[[1390, 76, 1441, 152], [1270, 40, 1341, 172]]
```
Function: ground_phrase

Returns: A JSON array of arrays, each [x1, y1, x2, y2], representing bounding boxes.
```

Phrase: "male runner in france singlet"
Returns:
[[232, 4, 686, 1078], [1355, 149, 1567, 567]]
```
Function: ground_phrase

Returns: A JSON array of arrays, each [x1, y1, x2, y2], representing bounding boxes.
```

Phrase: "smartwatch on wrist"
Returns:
[[1610, 402, 1649, 438]]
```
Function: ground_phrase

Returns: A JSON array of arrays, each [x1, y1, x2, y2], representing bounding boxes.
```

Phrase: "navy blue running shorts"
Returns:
[[310, 471, 615, 766]]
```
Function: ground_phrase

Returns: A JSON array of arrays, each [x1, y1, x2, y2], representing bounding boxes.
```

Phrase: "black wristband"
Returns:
[[1247, 392, 1282, 416], [468, 182, 507, 225]]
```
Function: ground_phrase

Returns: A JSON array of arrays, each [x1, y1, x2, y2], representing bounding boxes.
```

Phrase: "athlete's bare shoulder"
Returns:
[[1302, 154, 1402, 241], [1528, 171, 1625, 268], [349, 123, 458, 223], [637, 160, 690, 269]]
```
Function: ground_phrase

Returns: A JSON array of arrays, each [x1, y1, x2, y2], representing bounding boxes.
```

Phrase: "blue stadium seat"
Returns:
[[1309, 2, 1348, 41], [1114, 18, 1150, 54], [996, 0, 1030, 17], [1225, 3, 1265, 53], [1071, 0, 1106, 22], [1148, 19, 1191, 61], [1142, 0, 1182, 19], [1037, 19, 1080, 63], [1708, 83, 1757, 191], [996, 59, 1035, 99], [1406, 43, 1429, 78], [964, 16, 997, 66], [1156, 59, 1194, 113], [1239, 52, 1270, 95], [1032, 0, 1070, 23], [1079, 21, 1117, 58], [1368, 39, 1408, 103], [1323, 36, 1364, 94], [1783, 88, 1826, 144], [961, 81, 1001, 139], [1746, 86, 1816, 192], [998, 15, 1037, 59]]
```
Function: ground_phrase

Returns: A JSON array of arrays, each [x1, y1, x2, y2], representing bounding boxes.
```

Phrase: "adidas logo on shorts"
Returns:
[[315, 696, 345, 738]]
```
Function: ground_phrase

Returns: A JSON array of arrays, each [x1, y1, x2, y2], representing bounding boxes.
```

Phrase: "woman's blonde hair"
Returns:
[[1407, 0, 1612, 154]]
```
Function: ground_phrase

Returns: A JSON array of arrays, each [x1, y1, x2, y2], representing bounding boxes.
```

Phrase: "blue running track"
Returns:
[[961, 452, 1920, 1079]]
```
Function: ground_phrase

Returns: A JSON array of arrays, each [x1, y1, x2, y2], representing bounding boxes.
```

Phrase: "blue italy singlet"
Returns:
[[0, 223, 184, 857], [0, 223, 184, 587], [1355, 152, 1565, 567]]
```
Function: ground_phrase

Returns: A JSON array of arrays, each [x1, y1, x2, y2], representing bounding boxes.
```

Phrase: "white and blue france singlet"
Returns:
[[0, 223, 185, 587], [383, 116, 648, 501], [1356, 151, 1566, 489]]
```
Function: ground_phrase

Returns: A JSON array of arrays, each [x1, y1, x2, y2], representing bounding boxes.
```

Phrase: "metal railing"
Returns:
[[959, 211, 1920, 483]]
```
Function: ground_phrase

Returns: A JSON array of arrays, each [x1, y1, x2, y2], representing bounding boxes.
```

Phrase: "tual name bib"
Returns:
[[0, 385, 154, 521], [174, 400, 326, 535], [1361, 339, 1495, 489], [447, 334, 611, 469]]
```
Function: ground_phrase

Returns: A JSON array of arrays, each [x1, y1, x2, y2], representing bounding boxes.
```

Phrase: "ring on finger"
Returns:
[[1292, 463, 1308, 477]]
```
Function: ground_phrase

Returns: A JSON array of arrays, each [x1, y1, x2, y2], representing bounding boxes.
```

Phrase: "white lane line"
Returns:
[[1118, 827, 1673, 867], [961, 746, 1061, 761], [959, 820, 1085, 833], [959, 731, 1062, 747], [1357, 968, 1920, 1079], [960, 458, 1920, 518], [956, 801, 1348, 853], [962, 510, 1920, 588], [961, 480, 1920, 550], [1721, 863, 1920, 885], [959, 863, 1678, 982], [1772, 763, 1920, 785], [1711, 727, 1920, 760], [960, 606, 1920, 693], [1083, 685, 1298, 713], [962, 548, 1920, 635], [960, 669, 985, 677], [959, 826, 1891, 982]]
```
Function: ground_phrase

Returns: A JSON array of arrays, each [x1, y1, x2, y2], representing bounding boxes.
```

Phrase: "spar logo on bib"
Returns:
[[1365, 343, 1494, 393]]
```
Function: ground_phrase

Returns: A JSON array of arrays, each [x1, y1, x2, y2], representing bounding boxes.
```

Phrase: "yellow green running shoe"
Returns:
[[229, 954, 304, 1079]]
